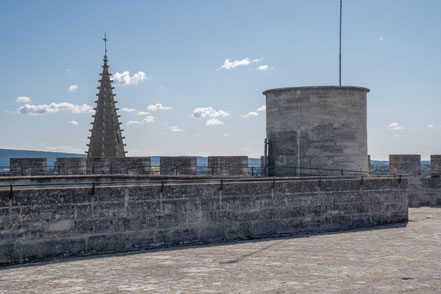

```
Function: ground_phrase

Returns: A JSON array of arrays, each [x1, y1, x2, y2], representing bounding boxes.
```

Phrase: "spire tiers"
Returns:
[[87, 55, 126, 158]]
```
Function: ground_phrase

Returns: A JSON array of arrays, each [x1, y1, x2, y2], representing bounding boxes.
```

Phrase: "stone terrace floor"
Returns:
[[1, 207, 441, 293]]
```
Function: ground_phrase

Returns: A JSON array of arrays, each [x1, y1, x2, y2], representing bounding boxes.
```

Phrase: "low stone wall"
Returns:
[[54, 158, 87, 175], [111, 157, 151, 175], [389, 154, 421, 176], [208, 156, 248, 176], [160, 157, 197, 175], [10, 158, 47, 176], [0, 178, 407, 266], [405, 177, 441, 207], [431, 155, 441, 178], [86, 158, 110, 174]]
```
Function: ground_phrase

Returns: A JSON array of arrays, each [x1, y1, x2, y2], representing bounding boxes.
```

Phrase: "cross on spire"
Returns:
[[103, 33, 108, 55]]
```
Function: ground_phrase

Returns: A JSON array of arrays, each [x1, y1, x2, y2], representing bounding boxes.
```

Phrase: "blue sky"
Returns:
[[1, 0, 441, 160]]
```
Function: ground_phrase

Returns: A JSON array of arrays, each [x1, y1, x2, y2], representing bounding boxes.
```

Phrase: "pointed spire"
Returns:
[[87, 43, 126, 159]]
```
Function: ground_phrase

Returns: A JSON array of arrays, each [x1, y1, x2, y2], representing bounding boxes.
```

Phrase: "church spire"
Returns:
[[86, 36, 126, 158]]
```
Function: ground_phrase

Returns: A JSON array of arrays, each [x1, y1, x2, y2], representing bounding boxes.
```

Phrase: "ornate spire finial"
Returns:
[[103, 33, 108, 56]]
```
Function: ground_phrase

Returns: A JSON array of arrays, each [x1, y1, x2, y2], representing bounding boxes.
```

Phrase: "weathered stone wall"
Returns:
[[208, 156, 248, 176], [86, 158, 110, 174], [10, 158, 47, 176], [263, 86, 370, 177], [160, 157, 197, 175], [0, 178, 407, 265], [431, 155, 441, 178], [54, 158, 87, 175], [389, 155, 421, 176], [110, 157, 151, 175], [405, 177, 441, 207]]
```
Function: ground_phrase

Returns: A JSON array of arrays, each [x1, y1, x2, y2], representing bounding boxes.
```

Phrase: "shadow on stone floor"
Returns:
[[1, 220, 408, 271]]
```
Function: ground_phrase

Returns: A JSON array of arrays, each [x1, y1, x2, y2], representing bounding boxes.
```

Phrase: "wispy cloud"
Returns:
[[137, 111, 150, 116], [242, 105, 266, 118], [168, 126, 183, 132], [15, 96, 31, 103], [69, 120, 79, 125], [121, 107, 136, 112], [193, 107, 229, 119], [68, 85, 79, 92], [126, 116, 155, 125], [242, 112, 258, 118], [224, 133, 231, 137], [257, 65, 269, 71], [17, 102, 94, 115], [252, 57, 264, 63], [112, 71, 146, 86], [388, 122, 404, 130], [218, 58, 250, 70], [206, 118, 223, 126], [427, 124, 435, 128], [147, 103, 172, 111], [379, 36, 385, 41]]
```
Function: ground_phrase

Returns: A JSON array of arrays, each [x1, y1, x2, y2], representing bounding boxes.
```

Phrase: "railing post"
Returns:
[[220, 178, 223, 190], [341, 169, 344, 176], [9, 184, 13, 198], [92, 181, 96, 195], [161, 180, 164, 192], [251, 167, 254, 176]]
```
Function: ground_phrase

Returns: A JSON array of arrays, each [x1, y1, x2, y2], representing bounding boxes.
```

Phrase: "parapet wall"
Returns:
[[0, 178, 407, 266], [10, 158, 47, 176], [389, 154, 421, 176], [160, 157, 197, 175], [208, 156, 248, 176], [54, 158, 87, 175]]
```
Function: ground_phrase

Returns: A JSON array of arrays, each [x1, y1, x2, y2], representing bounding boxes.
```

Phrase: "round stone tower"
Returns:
[[263, 86, 370, 176]]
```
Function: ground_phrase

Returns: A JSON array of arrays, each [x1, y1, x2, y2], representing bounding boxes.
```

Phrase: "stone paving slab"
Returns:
[[1, 207, 440, 293]]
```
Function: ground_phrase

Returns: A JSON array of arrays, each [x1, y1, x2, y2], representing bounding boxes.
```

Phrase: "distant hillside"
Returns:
[[0, 149, 85, 167]]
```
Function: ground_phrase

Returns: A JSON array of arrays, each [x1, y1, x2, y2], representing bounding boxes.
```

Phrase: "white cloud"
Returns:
[[379, 36, 385, 41], [126, 116, 155, 125], [69, 120, 79, 125], [68, 85, 79, 92], [206, 118, 223, 126], [428, 124, 435, 128], [193, 107, 229, 125], [17, 102, 94, 115], [147, 103, 172, 111], [252, 57, 264, 63], [112, 71, 147, 86], [242, 112, 258, 118], [218, 58, 250, 70], [224, 133, 231, 137], [15, 96, 31, 103], [193, 107, 229, 119], [388, 122, 404, 130], [121, 107, 136, 112], [168, 126, 183, 132], [137, 111, 150, 116], [257, 65, 269, 71], [257, 105, 266, 112]]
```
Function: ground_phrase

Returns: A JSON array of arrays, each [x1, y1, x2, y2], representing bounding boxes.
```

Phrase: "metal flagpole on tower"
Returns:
[[339, 0, 342, 86]]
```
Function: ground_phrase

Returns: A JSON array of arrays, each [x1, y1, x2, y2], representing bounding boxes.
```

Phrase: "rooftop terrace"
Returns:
[[1, 207, 439, 293]]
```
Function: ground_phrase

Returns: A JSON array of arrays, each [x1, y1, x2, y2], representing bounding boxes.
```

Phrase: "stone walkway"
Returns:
[[1, 207, 441, 293]]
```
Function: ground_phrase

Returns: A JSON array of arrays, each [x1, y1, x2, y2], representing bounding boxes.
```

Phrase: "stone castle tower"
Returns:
[[86, 54, 126, 158]]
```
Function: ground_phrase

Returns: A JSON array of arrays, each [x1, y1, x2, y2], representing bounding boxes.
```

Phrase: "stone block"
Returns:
[[10, 158, 47, 176], [110, 157, 151, 175], [54, 158, 87, 175], [207, 156, 248, 176], [160, 156, 197, 175], [86, 158, 110, 174], [431, 155, 441, 178], [389, 154, 421, 176]]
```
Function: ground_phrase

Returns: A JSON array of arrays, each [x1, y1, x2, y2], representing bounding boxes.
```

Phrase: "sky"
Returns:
[[1, 0, 441, 160]]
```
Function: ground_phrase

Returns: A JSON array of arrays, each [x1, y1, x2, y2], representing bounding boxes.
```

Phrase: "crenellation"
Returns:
[[208, 156, 248, 176]]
